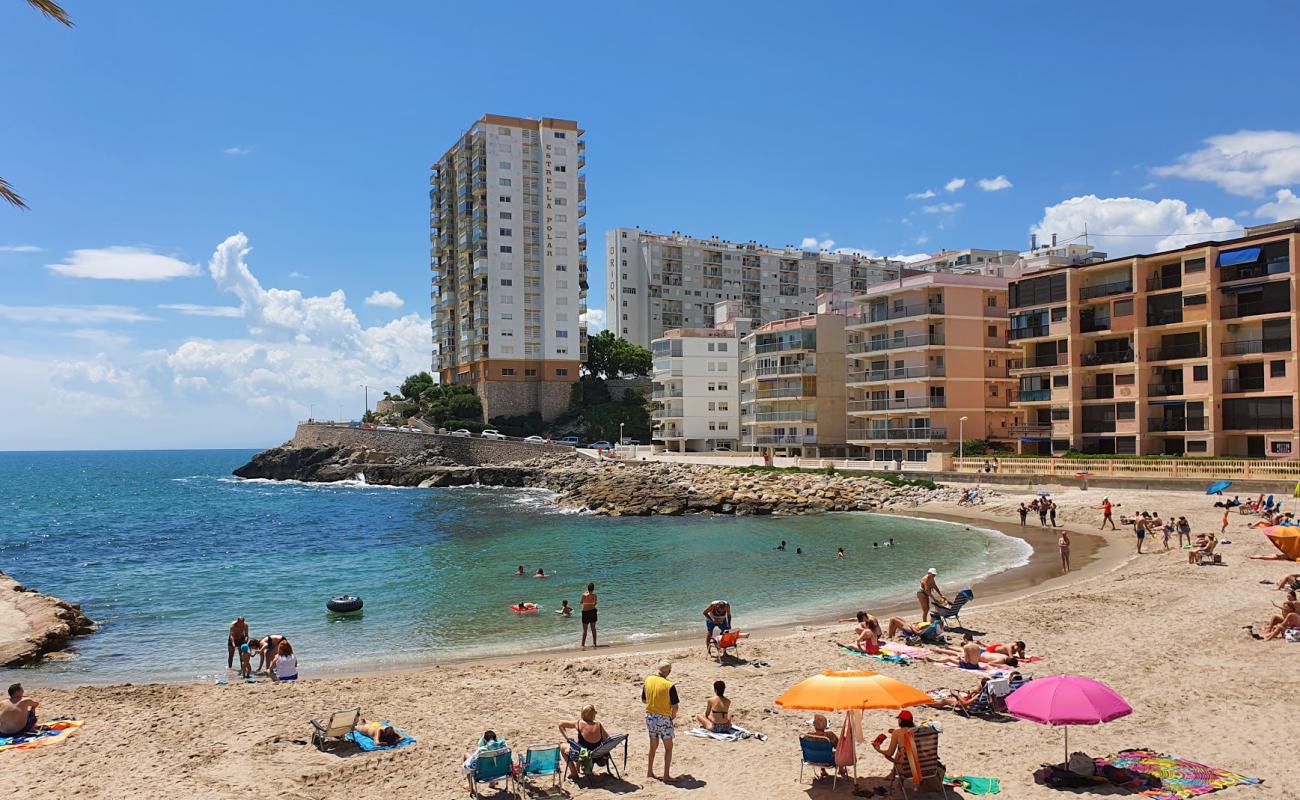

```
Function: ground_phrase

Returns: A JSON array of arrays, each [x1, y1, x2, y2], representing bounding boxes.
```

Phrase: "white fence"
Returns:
[[954, 456, 1300, 480]]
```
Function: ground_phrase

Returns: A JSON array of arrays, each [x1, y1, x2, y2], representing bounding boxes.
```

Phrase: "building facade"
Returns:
[[430, 115, 588, 421], [739, 312, 848, 458], [607, 228, 899, 348], [845, 273, 1020, 463], [1009, 222, 1299, 457], [650, 302, 750, 452]]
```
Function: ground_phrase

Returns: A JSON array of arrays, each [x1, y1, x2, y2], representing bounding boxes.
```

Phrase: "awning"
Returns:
[[1148, 399, 1187, 405], [1218, 247, 1260, 267], [1220, 282, 1266, 294], [1019, 437, 1052, 443]]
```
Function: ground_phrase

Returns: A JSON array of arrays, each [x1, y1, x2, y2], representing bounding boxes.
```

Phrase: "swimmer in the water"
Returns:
[[796, 547, 803, 554], [516, 565, 525, 576], [535, 568, 550, 579], [777, 540, 787, 551], [837, 547, 845, 559], [557, 600, 572, 617]]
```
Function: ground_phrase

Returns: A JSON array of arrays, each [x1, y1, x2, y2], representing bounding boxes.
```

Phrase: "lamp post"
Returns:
[[959, 416, 969, 464], [619, 422, 625, 449], [360, 384, 369, 419]]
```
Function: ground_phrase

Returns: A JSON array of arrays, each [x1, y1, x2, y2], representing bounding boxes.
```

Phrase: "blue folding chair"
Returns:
[[929, 589, 975, 626], [468, 745, 513, 798], [798, 735, 840, 789], [515, 743, 563, 794]]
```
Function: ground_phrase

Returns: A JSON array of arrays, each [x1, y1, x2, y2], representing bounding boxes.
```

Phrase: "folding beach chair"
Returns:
[[798, 735, 840, 790], [565, 733, 629, 781], [891, 725, 953, 799], [709, 629, 742, 660], [468, 745, 513, 798], [308, 706, 360, 751], [928, 589, 974, 626], [903, 619, 945, 646], [515, 743, 563, 795]]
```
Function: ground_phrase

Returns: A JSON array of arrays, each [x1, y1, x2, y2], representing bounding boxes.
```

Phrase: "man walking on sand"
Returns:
[[1097, 498, 1117, 530], [642, 661, 679, 782]]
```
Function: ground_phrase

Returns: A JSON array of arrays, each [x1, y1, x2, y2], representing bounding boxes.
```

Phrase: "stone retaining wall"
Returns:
[[290, 423, 573, 465]]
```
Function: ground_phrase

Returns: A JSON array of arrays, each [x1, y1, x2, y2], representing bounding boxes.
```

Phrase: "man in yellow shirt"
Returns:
[[641, 661, 679, 782]]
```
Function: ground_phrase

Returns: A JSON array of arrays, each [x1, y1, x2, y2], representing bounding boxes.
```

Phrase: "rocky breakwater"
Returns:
[[233, 444, 570, 487], [0, 571, 97, 667]]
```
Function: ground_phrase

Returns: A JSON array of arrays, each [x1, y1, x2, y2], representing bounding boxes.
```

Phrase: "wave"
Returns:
[[216, 476, 414, 490]]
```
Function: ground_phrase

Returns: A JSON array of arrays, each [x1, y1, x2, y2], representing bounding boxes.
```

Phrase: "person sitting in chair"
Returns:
[[872, 710, 920, 784], [559, 705, 609, 780]]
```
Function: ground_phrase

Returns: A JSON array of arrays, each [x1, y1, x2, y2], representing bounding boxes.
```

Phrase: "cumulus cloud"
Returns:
[[944, 178, 966, 193], [364, 290, 405, 309], [800, 236, 836, 251], [48, 359, 156, 417], [1153, 130, 1300, 197], [0, 304, 155, 324], [922, 202, 964, 214], [906, 189, 936, 200], [977, 175, 1013, 192], [1255, 189, 1300, 222], [1031, 195, 1240, 255], [224, 146, 252, 156], [893, 253, 932, 263], [64, 329, 134, 348], [47, 246, 200, 280], [0, 244, 44, 253], [158, 303, 243, 317], [582, 308, 606, 334]]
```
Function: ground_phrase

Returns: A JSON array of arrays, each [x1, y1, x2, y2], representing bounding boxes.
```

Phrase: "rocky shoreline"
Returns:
[[0, 571, 97, 667], [233, 444, 962, 516]]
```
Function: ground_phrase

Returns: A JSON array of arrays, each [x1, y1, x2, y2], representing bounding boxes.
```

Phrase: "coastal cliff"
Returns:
[[0, 572, 97, 667]]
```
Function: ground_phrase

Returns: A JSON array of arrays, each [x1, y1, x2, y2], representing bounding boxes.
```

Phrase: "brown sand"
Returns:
[[5, 487, 1298, 799]]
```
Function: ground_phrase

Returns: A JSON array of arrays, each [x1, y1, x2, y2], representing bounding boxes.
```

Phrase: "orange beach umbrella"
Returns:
[[774, 670, 933, 711], [1262, 525, 1300, 561]]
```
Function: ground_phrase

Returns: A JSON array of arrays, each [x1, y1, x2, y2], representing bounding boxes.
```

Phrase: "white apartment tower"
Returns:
[[608, 228, 900, 348], [431, 115, 588, 421]]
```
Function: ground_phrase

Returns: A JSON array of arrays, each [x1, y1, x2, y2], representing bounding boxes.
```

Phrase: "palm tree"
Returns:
[[3, 0, 74, 209]]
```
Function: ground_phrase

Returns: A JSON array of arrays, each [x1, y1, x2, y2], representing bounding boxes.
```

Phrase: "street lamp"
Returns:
[[959, 416, 969, 463], [619, 422, 625, 449], [359, 384, 369, 419]]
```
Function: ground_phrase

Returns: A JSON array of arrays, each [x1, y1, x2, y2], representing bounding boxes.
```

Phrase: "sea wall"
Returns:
[[289, 423, 573, 465]]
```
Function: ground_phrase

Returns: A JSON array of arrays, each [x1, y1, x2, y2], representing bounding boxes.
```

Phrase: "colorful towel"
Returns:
[[841, 646, 912, 665], [345, 724, 415, 751], [945, 775, 1001, 794], [1103, 749, 1263, 799], [0, 720, 83, 753]]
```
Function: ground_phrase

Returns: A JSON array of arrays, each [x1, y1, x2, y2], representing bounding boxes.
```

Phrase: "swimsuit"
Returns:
[[958, 660, 981, 670], [582, 608, 597, 624]]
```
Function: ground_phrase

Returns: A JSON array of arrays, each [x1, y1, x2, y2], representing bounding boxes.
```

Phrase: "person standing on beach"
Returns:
[[1177, 516, 1192, 548], [1048, 500, 1058, 527], [1017, 503, 1028, 527], [917, 568, 943, 620], [1221, 507, 1230, 535], [642, 661, 678, 782], [580, 583, 598, 648], [703, 600, 732, 649], [1097, 498, 1116, 530], [1133, 514, 1147, 554], [228, 616, 249, 670], [1058, 530, 1071, 573], [1037, 501, 1049, 529]]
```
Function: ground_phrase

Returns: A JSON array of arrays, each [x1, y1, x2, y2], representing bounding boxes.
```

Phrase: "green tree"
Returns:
[[400, 371, 436, 401], [585, 330, 652, 379], [4, 1, 75, 210]]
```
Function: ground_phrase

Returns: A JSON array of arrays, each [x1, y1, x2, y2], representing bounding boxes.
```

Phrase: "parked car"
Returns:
[[586, 440, 612, 450], [523, 435, 546, 444], [480, 429, 507, 440], [556, 436, 580, 447], [712, 444, 734, 452], [450, 429, 471, 437]]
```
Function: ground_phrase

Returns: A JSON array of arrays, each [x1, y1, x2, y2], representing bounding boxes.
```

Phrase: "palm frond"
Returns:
[[0, 177, 30, 210], [26, 0, 74, 27]]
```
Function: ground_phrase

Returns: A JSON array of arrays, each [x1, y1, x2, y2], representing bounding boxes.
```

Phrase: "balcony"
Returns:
[[1009, 325, 1050, 340], [1146, 308, 1183, 326], [1079, 316, 1112, 334], [1220, 261, 1287, 284], [752, 435, 817, 445], [1146, 273, 1182, 291], [1221, 298, 1291, 320], [848, 396, 947, 413], [756, 388, 812, 400], [1223, 377, 1266, 393], [1015, 353, 1060, 369], [852, 427, 949, 441], [848, 365, 946, 383], [851, 333, 945, 354], [1223, 416, 1293, 431], [753, 362, 816, 378], [1147, 342, 1206, 361], [1220, 337, 1292, 356], [754, 339, 813, 354], [1082, 420, 1118, 434], [1079, 279, 1133, 302], [1081, 350, 1134, 366], [1081, 385, 1116, 400], [1017, 389, 1051, 402], [1149, 417, 1207, 433], [848, 302, 945, 326], [751, 411, 818, 422], [1146, 383, 1186, 398], [1010, 424, 1053, 438]]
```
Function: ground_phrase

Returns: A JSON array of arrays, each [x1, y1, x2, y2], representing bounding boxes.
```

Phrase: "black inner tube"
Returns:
[[327, 596, 363, 613]]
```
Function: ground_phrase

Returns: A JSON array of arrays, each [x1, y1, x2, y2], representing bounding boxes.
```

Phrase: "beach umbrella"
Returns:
[[1005, 675, 1132, 764], [1262, 525, 1300, 561], [1207, 480, 1232, 496], [774, 670, 933, 711]]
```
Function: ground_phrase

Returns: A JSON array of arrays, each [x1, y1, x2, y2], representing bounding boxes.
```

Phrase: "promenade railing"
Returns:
[[954, 456, 1300, 480]]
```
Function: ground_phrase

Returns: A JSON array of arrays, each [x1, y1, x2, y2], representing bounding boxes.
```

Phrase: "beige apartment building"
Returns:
[[430, 115, 588, 421], [845, 273, 1020, 463], [739, 312, 848, 457], [651, 302, 752, 452], [607, 228, 900, 348], [1009, 221, 1299, 457]]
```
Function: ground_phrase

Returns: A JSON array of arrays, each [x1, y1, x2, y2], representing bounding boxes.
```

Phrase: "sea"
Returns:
[[0, 450, 1031, 684]]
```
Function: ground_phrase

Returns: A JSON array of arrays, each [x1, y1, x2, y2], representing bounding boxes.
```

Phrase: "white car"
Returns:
[[450, 429, 471, 438], [480, 429, 507, 440], [523, 435, 546, 444]]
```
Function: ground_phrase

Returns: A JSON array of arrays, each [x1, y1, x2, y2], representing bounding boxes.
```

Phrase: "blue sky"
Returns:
[[3, 1, 1300, 449]]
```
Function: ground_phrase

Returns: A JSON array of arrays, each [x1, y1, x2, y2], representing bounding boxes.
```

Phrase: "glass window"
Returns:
[[1117, 402, 1135, 420], [1051, 307, 1067, 321], [1193, 365, 1208, 381], [1271, 360, 1287, 378], [1116, 373, 1135, 385], [1053, 374, 1069, 387], [1184, 258, 1206, 273], [1113, 299, 1134, 317]]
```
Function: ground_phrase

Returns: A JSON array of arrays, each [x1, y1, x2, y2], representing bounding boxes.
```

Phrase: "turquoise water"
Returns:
[[0, 450, 1029, 684]]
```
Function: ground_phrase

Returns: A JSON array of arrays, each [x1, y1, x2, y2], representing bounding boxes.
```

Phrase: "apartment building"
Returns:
[[1008, 221, 1300, 457], [901, 248, 1022, 276], [650, 303, 751, 452], [607, 228, 900, 348], [739, 311, 848, 457], [845, 273, 1020, 463], [430, 114, 588, 421]]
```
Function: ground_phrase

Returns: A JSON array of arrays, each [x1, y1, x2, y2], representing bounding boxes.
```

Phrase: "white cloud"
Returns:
[[800, 236, 836, 251], [64, 329, 134, 348], [47, 246, 200, 281], [1153, 130, 1300, 197], [288, 271, 307, 279], [944, 178, 966, 193], [364, 290, 405, 309], [977, 175, 1013, 192], [158, 303, 244, 318], [892, 253, 931, 264], [906, 189, 936, 200], [1255, 188, 1300, 222], [1031, 195, 1240, 255], [915, 234, 930, 245], [0, 244, 44, 253], [0, 304, 155, 324], [922, 202, 964, 214], [224, 146, 252, 156], [582, 308, 606, 334]]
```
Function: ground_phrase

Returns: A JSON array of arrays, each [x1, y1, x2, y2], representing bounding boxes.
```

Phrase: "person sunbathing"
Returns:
[[1275, 574, 1300, 590], [928, 676, 993, 711], [886, 617, 924, 640], [983, 640, 1027, 659], [559, 705, 609, 780], [462, 730, 507, 790], [930, 634, 983, 669], [1262, 611, 1300, 640], [694, 681, 733, 733], [835, 624, 882, 655], [838, 610, 884, 641], [929, 647, 1019, 669], [356, 718, 401, 746]]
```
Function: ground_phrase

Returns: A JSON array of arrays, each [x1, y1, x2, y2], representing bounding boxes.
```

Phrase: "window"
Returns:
[[707, 343, 715, 352], [556, 347, 568, 355], [717, 342, 728, 352], [1193, 365, 1208, 381], [1051, 306, 1067, 321], [718, 383, 728, 391], [1053, 374, 1069, 387], [499, 195, 512, 203], [500, 330, 513, 337], [1117, 402, 1135, 420], [718, 422, 729, 431], [501, 368, 516, 377], [524, 368, 537, 377], [708, 402, 716, 411], [1051, 407, 1070, 420], [554, 131, 566, 139], [555, 164, 566, 172], [1115, 373, 1135, 386], [500, 278, 513, 286], [990, 385, 999, 396], [498, 161, 511, 170], [556, 264, 567, 271], [499, 245, 513, 253], [987, 296, 997, 307], [554, 197, 567, 205], [555, 330, 569, 338], [988, 325, 997, 338], [498, 177, 511, 186], [499, 228, 512, 236], [555, 213, 567, 222], [556, 280, 568, 289], [499, 211, 512, 220], [1271, 360, 1287, 378], [718, 402, 729, 411], [1184, 258, 1206, 273], [555, 368, 569, 377], [1113, 299, 1133, 317], [707, 383, 715, 391], [500, 295, 513, 304], [1187, 440, 1208, 453], [988, 358, 997, 367], [497, 126, 511, 135], [1183, 294, 1206, 306]]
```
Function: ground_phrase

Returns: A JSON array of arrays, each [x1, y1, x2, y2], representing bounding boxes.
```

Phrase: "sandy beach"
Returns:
[[4, 482, 1298, 799]]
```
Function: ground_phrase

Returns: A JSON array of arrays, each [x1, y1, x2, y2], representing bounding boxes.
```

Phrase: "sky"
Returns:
[[3, 1, 1300, 450]]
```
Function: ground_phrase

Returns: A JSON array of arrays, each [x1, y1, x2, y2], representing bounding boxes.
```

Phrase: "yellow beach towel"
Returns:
[[0, 720, 83, 753]]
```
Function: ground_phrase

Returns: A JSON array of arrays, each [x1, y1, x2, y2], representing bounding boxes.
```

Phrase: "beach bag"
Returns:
[[1284, 628, 1300, 643], [1068, 751, 1097, 776], [579, 747, 594, 776]]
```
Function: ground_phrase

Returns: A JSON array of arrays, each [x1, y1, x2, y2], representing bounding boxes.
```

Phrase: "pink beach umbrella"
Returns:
[[1005, 675, 1132, 764]]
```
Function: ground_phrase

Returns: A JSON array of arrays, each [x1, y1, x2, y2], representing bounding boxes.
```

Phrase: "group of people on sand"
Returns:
[[1248, 572, 1300, 641], [1016, 496, 1059, 528], [227, 616, 298, 681]]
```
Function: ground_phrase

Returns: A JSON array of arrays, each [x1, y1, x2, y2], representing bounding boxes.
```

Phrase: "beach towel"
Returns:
[[1102, 749, 1263, 799], [881, 643, 932, 658], [841, 646, 912, 665], [685, 725, 765, 742], [345, 724, 415, 751], [0, 720, 83, 753], [945, 775, 1002, 794]]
